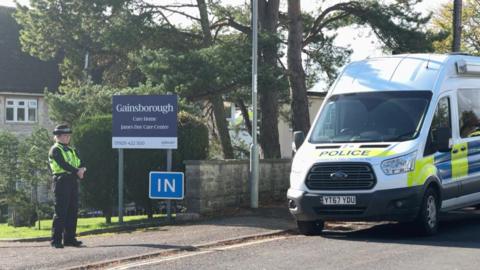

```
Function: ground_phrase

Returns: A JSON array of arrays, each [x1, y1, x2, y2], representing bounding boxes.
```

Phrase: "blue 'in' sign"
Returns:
[[149, 172, 184, 200]]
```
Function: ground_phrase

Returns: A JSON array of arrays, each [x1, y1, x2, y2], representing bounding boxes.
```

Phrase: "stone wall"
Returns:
[[184, 159, 291, 214]]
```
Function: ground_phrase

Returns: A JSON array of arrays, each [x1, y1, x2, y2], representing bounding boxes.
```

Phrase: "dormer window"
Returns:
[[5, 98, 37, 123]]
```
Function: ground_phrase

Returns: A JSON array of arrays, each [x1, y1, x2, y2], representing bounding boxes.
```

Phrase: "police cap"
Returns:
[[53, 124, 72, 135]]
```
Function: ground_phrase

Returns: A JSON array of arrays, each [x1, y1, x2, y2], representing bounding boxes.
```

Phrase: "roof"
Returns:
[[0, 6, 60, 94], [331, 54, 451, 95]]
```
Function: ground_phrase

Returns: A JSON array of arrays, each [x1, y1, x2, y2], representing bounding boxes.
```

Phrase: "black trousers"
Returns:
[[51, 174, 78, 244]]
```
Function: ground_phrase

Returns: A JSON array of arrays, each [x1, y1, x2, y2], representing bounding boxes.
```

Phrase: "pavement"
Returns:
[[0, 205, 297, 270]]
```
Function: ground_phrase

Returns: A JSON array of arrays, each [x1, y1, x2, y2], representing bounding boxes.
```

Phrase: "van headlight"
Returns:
[[381, 151, 417, 175], [290, 163, 304, 178], [290, 160, 306, 188]]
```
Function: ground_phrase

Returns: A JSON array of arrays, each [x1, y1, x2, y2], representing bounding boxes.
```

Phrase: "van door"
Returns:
[[424, 94, 460, 203], [455, 89, 480, 202]]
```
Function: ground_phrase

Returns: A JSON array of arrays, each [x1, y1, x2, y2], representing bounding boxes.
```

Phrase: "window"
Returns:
[[458, 89, 480, 138], [5, 99, 37, 123], [424, 97, 451, 156], [309, 91, 432, 143]]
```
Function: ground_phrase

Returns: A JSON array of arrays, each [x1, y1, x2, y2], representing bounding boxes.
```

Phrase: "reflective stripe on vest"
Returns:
[[49, 143, 81, 174]]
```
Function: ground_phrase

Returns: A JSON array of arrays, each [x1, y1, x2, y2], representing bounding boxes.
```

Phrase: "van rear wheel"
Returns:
[[415, 187, 439, 236], [297, 220, 324, 235]]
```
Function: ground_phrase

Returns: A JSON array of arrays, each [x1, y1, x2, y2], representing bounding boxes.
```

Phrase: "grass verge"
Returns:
[[0, 214, 169, 239]]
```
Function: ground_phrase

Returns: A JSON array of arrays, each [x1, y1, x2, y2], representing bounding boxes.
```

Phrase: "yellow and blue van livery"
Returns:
[[288, 54, 480, 235]]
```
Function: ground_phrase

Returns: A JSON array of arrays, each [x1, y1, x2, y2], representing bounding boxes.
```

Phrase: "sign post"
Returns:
[[166, 149, 172, 221], [112, 95, 178, 223], [118, 149, 124, 223], [149, 171, 184, 221]]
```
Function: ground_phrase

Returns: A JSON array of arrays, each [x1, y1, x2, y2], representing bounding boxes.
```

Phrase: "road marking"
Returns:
[[107, 250, 213, 270], [106, 236, 288, 270], [213, 236, 288, 251]]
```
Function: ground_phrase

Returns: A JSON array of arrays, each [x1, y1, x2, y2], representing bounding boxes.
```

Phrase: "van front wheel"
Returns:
[[297, 220, 324, 236], [415, 187, 439, 236]]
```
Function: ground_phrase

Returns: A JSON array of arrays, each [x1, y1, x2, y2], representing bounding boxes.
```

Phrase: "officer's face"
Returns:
[[58, 134, 71, 144]]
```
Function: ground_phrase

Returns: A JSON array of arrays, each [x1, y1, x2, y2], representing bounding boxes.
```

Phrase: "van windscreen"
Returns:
[[309, 91, 432, 143]]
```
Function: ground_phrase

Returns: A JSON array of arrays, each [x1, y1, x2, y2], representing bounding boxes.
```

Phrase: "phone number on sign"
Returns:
[[114, 140, 146, 146]]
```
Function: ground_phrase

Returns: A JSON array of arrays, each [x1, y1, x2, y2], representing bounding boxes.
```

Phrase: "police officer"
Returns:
[[49, 124, 86, 248]]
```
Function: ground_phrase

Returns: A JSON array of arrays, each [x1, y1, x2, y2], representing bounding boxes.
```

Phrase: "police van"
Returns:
[[288, 53, 480, 235]]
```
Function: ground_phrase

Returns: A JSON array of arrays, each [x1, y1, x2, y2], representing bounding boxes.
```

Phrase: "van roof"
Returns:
[[330, 53, 480, 95]]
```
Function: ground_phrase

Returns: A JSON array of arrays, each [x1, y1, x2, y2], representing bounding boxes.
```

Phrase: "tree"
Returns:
[[16, 0, 237, 159], [431, 0, 480, 54], [287, 0, 310, 135], [0, 131, 19, 202], [198, 0, 235, 159], [0, 129, 53, 227], [133, 0, 252, 159], [18, 128, 53, 228], [14, 0, 163, 87], [259, 0, 285, 158], [134, 43, 250, 159], [287, 0, 445, 135], [199, 0, 290, 158]]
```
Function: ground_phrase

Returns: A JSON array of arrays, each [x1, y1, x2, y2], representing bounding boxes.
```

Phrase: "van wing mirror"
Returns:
[[432, 127, 451, 152], [292, 131, 305, 153]]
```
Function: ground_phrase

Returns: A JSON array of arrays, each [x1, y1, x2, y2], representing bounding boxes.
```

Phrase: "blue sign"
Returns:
[[112, 95, 178, 149], [149, 172, 184, 200]]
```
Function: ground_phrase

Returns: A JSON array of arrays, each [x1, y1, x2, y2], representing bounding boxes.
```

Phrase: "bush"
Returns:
[[124, 111, 208, 216], [7, 192, 36, 227], [73, 115, 117, 223], [174, 111, 209, 169], [72, 111, 208, 220]]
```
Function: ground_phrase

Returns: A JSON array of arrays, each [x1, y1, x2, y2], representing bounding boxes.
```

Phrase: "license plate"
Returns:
[[321, 196, 356, 205]]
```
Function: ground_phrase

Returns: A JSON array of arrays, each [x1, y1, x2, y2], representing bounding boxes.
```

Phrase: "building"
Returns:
[[0, 6, 60, 135], [227, 89, 326, 159], [278, 89, 326, 158], [0, 6, 60, 212]]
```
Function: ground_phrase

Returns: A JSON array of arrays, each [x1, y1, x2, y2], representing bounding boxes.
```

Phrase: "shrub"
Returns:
[[124, 111, 208, 217], [72, 111, 208, 219], [73, 115, 116, 223]]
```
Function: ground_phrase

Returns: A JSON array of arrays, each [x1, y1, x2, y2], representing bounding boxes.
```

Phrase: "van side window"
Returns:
[[424, 97, 451, 156], [458, 89, 480, 138]]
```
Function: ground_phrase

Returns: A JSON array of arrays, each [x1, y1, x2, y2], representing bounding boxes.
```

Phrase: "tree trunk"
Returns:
[[237, 99, 252, 136], [197, 0, 234, 159], [211, 95, 235, 158], [258, 0, 281, 158], [146, 200, 153, 220], [287, 0, 310, 134], [104, 207, 112, 224]]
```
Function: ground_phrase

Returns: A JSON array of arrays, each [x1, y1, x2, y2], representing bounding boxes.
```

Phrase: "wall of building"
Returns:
[[278, 95, 325, 158], [184, 159, 291, 214], [0, 93, 54, 136], [0, 93, 55, 205]]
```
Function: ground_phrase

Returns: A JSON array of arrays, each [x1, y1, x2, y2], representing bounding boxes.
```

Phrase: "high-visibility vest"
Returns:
[[469, 130, 480, 138], [49, 143, 81, 174]]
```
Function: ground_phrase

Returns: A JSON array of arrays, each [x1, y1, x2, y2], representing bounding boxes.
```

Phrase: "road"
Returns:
[[108, 209, 480, 270], [0, 215, 293, 270]]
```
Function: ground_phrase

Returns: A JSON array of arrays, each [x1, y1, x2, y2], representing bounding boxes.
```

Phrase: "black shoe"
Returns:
[[51, 242, 64, 249], [64, 240, 83, 247]]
